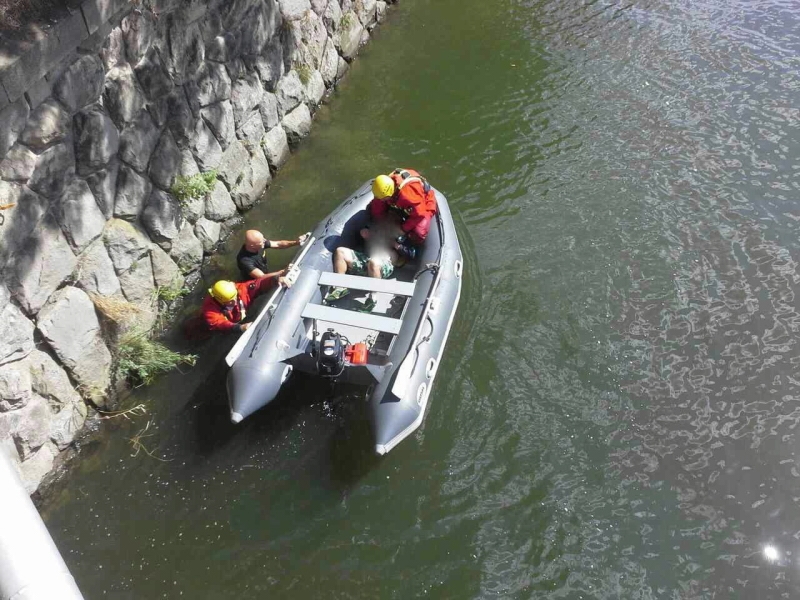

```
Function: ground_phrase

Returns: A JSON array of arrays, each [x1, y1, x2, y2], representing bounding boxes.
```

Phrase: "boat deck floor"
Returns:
[[304, 264, 417, 357]]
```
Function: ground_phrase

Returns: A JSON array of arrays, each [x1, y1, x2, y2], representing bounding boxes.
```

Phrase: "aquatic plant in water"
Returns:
[[116, 330, 197, 387]]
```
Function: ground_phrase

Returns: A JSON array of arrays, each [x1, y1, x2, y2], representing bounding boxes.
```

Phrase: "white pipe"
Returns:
[[0, 452, 84, 600]]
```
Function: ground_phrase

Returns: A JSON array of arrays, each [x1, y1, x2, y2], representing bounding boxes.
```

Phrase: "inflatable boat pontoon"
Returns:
[[225, 181, 463, 454]]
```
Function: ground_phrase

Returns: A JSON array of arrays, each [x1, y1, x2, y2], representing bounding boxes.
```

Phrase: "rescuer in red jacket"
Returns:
[[368, 168, 438, 258], [201, 275, 287, 333]]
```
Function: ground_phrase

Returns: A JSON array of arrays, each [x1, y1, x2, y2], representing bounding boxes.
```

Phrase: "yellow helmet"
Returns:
[[209, 280, 237, 303], [372, 174, 395, 199]]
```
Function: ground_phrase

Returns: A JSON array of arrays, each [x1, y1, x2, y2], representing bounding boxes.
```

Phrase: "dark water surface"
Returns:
[[43, 0, 800, 597]]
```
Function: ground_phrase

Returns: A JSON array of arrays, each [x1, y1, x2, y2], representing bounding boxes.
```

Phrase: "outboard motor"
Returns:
[[318, 329, 345, 378]]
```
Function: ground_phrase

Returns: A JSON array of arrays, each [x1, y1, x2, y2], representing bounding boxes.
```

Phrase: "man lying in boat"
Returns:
[[202, 275, 290, 333], [327, 217, 404, 302]]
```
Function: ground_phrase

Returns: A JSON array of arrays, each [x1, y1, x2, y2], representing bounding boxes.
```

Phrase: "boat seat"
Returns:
[[301, 304, 402, 335], [318, 272, 416, 297]]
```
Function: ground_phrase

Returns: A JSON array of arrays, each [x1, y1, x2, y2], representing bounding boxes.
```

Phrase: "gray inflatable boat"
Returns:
[[225, 181, 463, 454]]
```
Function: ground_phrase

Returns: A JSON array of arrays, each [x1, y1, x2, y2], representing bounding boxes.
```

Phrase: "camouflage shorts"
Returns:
[[350, 251, 394, 279]]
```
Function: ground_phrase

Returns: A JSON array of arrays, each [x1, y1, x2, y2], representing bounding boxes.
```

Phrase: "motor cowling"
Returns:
[[318, 329, 345, 377]]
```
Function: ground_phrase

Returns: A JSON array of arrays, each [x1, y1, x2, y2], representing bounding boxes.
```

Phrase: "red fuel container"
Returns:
[[345, 343, 368, 365]]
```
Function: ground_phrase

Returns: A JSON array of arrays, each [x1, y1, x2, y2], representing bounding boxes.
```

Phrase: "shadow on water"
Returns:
[[180, 351, 383, 488]]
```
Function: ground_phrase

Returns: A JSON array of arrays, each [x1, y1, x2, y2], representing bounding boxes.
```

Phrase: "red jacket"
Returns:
[[369, 168, 437, 233], [201, 277, 275, 332]]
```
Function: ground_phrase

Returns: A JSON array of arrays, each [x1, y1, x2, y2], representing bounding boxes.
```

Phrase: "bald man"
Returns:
[[236, 229, 309, 280]]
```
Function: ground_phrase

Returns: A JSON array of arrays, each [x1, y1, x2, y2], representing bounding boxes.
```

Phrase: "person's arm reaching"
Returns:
[[268, 233, 310, 249]]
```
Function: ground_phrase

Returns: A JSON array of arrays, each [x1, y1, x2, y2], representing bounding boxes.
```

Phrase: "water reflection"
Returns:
[[41, 0, 800, 597]]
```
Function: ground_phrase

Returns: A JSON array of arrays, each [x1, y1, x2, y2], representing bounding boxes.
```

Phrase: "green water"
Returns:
[[43, 0, 800, 597]]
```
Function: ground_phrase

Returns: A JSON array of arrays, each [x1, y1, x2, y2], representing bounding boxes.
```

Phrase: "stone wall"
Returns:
[[0, 0, 393, 493]]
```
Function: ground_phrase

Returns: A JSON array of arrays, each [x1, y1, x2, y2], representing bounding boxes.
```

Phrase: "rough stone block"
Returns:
[[275, 70, 303, 117], [0, 83, 9, 110], [54, 9, 90, 51], [24, 76, 53, 109], [278, 0, 311, 21], [53, 54, 105, 113], [206, 32, 241, 63], [49, 400, 87, 450], [150, 244, 184, 289], [27, 349, 82, 410], [230, 148, 271, 210], [121, 10, 156, 64], [99, 26, 125, 71], [262, 125, 290, 170], [74, 105, 120, 175], [134, 47, 174, 101], [80, 0, 130, 35], [103, 218, 152, 274], [181, 191, 205, 223], [319, 38, 339, 86], [57, 178, 107, 253], [204, 179, 237, 221], [6, 217, 78, 315], [189, 119, 223, 172], [238, 1, 281, 57], [259, 91, 279, 130], [114, 164, 152, 220], [311, 0, 342, 30], [16, 441, 57, 494], [169, 221, 204, 273], [194, 217, 221, 253], [287, 9, 327, 68], [237, 110, 266, 146], [0, 285, 35, 366], [37, 286, 113, 397], [118, 256, 156, 311], [201, 100, 236, 151], [302, 69, 325, 107], [142, 189, 182, 248], [73, 240, 121, 297], [28, 143, 75, 199], [216, 140, 249, 189], [19, 98, 71, 151], [164, 88, 197, 147], [0, 145, 37, 182], [248, 38, 283, 91], [354, 0, 377, 29], [103, 64, 147, 127], [85, 160, 119, 219], [376, 1, 388, 23], [9, 400, 51, 458], [192, 62, 232, 108], [1, 34, 60, 103], [336, 10, 365, 60], [149, 130, 180, 190], [158, 16, 205, 84], [282, 102, 312, 147], [0, 362, 33, 412], [0, 97, 30, 160], [230, 74, 263, 129], [336, 55, 349, 80], [0, 184, 49, 260], [119, 110, 161, 173]]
